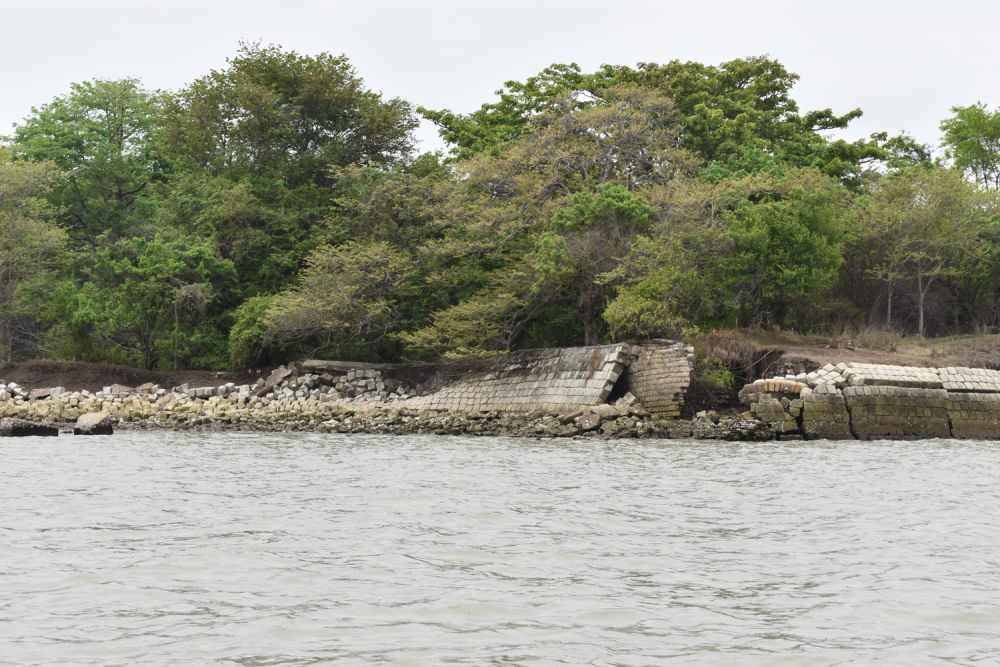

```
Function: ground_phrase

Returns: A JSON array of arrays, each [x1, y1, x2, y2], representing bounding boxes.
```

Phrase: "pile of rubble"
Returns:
[[255, 366, 415, 403]]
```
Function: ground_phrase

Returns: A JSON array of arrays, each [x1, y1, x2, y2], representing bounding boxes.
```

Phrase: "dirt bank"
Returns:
[[0, 360, 263, 393], [704, 330, 1000, 373]]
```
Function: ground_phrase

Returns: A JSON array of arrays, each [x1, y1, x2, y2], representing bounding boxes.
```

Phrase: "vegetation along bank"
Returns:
[[3, 45, 1000, 375]]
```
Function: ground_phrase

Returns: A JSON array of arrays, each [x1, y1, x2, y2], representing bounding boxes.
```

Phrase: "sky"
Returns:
[[1, 0, 997, 155]]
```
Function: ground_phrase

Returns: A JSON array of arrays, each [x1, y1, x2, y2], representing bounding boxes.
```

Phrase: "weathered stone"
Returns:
[[575, 411, 602, 432], [74, 412, 114, 436], [0, 418, 58, 437], [255, 365, 295, 396]]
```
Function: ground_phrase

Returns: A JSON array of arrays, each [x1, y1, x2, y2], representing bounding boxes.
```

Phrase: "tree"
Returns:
[[941, 103, 1000, 190], [542, 184, 658, 344], [265, 241, 418, 359], [156, 43, 420, 299], [161, 42, 417, 183], [422, 57, 885, 187], [724, 185, 845, 327], [12, 79, 162, 243], [0, 150, 66, 361], [858, 167, 995, 336], [404, 88, 697, 355], [74, 234, 236, 369], [419, 63, 587, 161]]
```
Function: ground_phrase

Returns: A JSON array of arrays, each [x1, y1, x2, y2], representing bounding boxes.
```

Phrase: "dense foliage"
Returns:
[[3, 44, 999, 368]]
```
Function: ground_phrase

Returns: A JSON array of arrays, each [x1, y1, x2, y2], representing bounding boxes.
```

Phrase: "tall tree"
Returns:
[[406, 88, 697, 354], [161, 42, 417, 183], [941, 103, 1000, 190], [12, 79, 162, 244], [265, 240, 417, 360], [0, 150, 66, 361], [422, 57, 885, 187], [541, 184, 658, 344], [857, 167, 995, 335], [73, 235, 236, 369]]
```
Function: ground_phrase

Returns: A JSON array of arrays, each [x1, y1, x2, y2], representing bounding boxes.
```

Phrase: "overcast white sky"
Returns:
[[1, 0, 996, 154]]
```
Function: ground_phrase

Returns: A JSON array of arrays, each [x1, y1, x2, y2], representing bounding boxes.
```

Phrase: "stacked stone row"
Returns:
[[748, 397, 800, 435], [947, 393, 1000, 438], [840, 363, 943, 389], [743, 362, 1000, 440], [800, 392, 852, 438], [623, 342, 694, 417], [409, 344, 632, 414], [842, 386, 950, 439], [938, 367, 1000, 393]]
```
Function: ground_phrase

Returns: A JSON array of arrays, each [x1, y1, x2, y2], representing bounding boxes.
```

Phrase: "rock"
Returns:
[[29, 387, 53, 400], [591, 403, 627, 418], [615, 392, 639, 407], [0, 418, 59, 437], [575, 411, 603, 432], [695, 409, 720, 424], [255, 365, 294, 396], [74, 412, 114, 436]]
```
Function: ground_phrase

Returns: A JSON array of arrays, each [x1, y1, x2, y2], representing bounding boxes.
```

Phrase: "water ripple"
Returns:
[[1, 433, 1000, 664]]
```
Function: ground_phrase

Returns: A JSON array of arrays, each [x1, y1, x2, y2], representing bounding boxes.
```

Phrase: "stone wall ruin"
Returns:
[[741, 362, 1000, 439], [0, 341, 696, 428]]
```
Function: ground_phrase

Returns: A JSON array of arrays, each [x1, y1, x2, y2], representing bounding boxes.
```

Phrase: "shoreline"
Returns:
[[10, 346, 1000, 442], [0, 393, 773, 440]]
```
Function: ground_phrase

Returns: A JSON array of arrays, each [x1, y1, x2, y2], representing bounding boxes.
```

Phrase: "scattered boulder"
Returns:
[[74, 412, 114, 436], [255, 365, 294, 396], [575, 411, 603, 432], [0, 418, 58, 437]]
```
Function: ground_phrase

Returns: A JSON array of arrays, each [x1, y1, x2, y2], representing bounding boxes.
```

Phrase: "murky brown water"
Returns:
[[2, 432, 1000, 665]]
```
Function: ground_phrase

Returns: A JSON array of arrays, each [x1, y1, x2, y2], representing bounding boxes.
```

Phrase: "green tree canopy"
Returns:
[[12, 78, 163, 244], [0, 149, 66, 361], [854, 166, 997, 335], [941, 103, 1000, 190], [421, 56, 887, 187], [161, 42, 417, 184], [67, 234, 237, 369]]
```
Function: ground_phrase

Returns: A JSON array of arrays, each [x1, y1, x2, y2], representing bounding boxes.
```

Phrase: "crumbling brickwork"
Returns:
[[406, 341, 693, 415], [622, 342, 695, 418]]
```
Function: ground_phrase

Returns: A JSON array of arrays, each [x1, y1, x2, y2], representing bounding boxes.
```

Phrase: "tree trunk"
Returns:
[[917, 274, 934, 337], [886, 284, 893, 330]]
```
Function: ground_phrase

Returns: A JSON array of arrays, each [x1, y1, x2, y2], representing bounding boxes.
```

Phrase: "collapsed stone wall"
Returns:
[[404, 341, 694, 416], [0, 341, 695, 430], [741, 362, 1000, 439], [801, 391, 852, 439], [621, 342, 693, 418]]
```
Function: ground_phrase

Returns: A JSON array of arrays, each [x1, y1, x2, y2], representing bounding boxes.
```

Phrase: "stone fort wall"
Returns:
[[741, 363, 1000, 439], [403, 341, 694, 416]]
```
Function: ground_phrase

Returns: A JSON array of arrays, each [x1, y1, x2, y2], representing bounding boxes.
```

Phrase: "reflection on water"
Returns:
[[2, 432, 1000, 664]]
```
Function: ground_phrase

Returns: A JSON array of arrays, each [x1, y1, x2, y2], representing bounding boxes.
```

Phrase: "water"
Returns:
[[2, 433, 1000, 665]]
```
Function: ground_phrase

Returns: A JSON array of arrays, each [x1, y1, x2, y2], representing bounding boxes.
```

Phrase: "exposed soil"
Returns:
[[722, 330, 1000, 370], [0, 360, 265, 393]]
